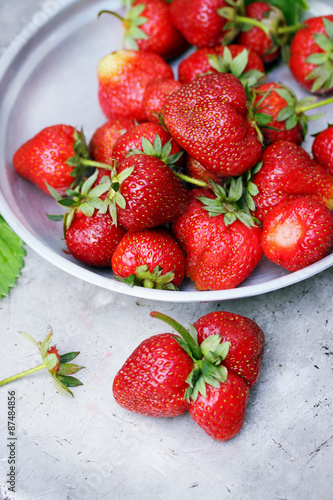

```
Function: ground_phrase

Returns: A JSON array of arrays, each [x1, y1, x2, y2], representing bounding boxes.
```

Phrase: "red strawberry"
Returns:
[[178, 44, 265, 86], [162, 72, 263, 178], [312, 125, 333, 174], [100, 0, 189, 60], [98, 49, 173, 122], [142, 78, 182, 123], [112, 332, 193, 417], [184, 154, 225, 185], [193, 311, 265, 388], [171, 185, 263, 290], [89, 118, 136, 164], [111, 227, 186, 289], [13, 125, 91, 196], [262, 196, 333, 272], [289, 16, 333, 94], [253, 82, 333, 146], [100, 154, 188, 230], [237, 2, 289, 64], [251, 141, 333, 223], [112, 122, 183, 167]]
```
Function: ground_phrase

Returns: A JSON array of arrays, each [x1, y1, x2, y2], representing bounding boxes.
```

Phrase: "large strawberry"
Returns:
[[171, 183, 263, 291], [262, 196, 333, 272], [13, 125, 91, 196], [111, 227, 186, 290], [289, 16, 333, 94], [162, 72, 263, 178], [142, 78, 182, 123], [178, 44, 265, 87], [89, 118, 136, 164], [98, 49, 173, 122], [251, 141, 333, 223], [99, 0, 188, 60], [312, 124, 333, 174]]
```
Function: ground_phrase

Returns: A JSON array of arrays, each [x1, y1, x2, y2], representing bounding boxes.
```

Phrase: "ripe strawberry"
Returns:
[[251, 141, 333, 223], [253, 82, 333, 146], [112, 332, 193, 417], [111, 227, 186, 289], [162, 72, 263, 178], [237, 2, 289, 64], [312, 125, 333, 174], [13, 125, 91, 196], [100, 154, 189, 230], [184, 154, 225, 185], [112, 122, 183, 167], [289, 16, 333, 94], [142, 78, 182, 124], [89, 118, 136, 164], [100, 0, 189, 60], [171, 185, 263, 291], [178, 44, 265, 86], [193, 311, 265, 388], [262, 196, 333, 272], [98, 49, 173, 123]]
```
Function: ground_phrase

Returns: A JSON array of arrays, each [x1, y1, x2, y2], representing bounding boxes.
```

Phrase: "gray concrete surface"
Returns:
[[0, 1, 332, 499]]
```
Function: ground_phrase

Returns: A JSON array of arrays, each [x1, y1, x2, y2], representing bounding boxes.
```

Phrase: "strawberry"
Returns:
[[193, 311, 265, 388], [253, 82, 333, 146], [98, 49, 173, 123], [162, 72, 263, 178], [171, 184, 263, 291], [251, 141, 333, 223], [112, 332, 193, 417], [312, 125, 333, 175], [178, 44, 265, 87], [184, 154, 225, 185], [112, 122, 183, 167], [237, 2, 290, 64], [111, 227, 186, 289], [48, 171, 126, 267], [98, 154, 189, 230], [142, 78, 182, 124], [13, 125, 91, 196], [99, 0, 189, 60], [262, 196, 333, 272], [89, 118, 136, 164], [289, 16, 333, 94]]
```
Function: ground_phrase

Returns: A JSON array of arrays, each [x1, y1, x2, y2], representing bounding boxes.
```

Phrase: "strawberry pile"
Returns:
[[12, 0, 333, 292], [113, 310, 265, 441]]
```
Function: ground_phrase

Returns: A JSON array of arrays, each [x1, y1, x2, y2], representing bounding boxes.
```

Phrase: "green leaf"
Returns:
[[276, 106, 295, 122], [323, 17, 333, 41], [0, 216, 26, 298], [57, 363, 83, 376], [255, 112, 272, 125], [306, 52, 329, 66], [230, 49, 249, 78], [57, 375, 84, 388], [60, 351, 80, 363], [313, 33, 333, 53]]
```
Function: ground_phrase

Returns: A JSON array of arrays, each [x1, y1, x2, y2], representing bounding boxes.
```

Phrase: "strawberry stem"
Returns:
[[236, 15, 270, 36], [80, 158, 114, 171], [277, 24, 303, 35], [174, 172, 207, 188], [0, 363, 46, 386], [150, 311, 202, 360], [98, 10, 124, 22], [296, 96, 333, 114]]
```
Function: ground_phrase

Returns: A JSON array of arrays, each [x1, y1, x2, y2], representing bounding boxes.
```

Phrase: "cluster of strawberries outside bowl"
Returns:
[[10, 0, 333, 298]]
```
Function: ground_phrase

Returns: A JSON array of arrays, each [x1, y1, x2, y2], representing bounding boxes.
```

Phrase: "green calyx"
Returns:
[[150, 311, 230, 403], [197, 172, 261, 228], [115, 264, 178, 290], [66, 129, 95, 187], [0, 328, 84, 397], [206, 47, 265, 88], [99, 1, 149, 51], [305, 18, 333, 93], [127, 134, 183, 167]]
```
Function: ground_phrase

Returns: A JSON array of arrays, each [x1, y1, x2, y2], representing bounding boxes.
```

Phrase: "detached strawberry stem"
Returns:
[[296, 96, 333, 114], [0, 363, 46, 386]]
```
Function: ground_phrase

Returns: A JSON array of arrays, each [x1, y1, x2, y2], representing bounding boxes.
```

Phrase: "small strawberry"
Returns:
[[111, 227, 186, 290], [98, 49, 173, 123], [178, 44, 265, 87], [251, 141, 333, 223], [162, 72, 263, 178], [253, 82, 333, 145], [48, 171, 126, 267], [13, 125, 91, 196], [99, 0, 189, 60], [112, 122, 183, 167], [262, 196, 333, 272], [289, 16, 333, 94], [142, 78, 182, 123], [89, 118, 136, 164], [312, 124, 333, 174], [171, 182, 263, 291]]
